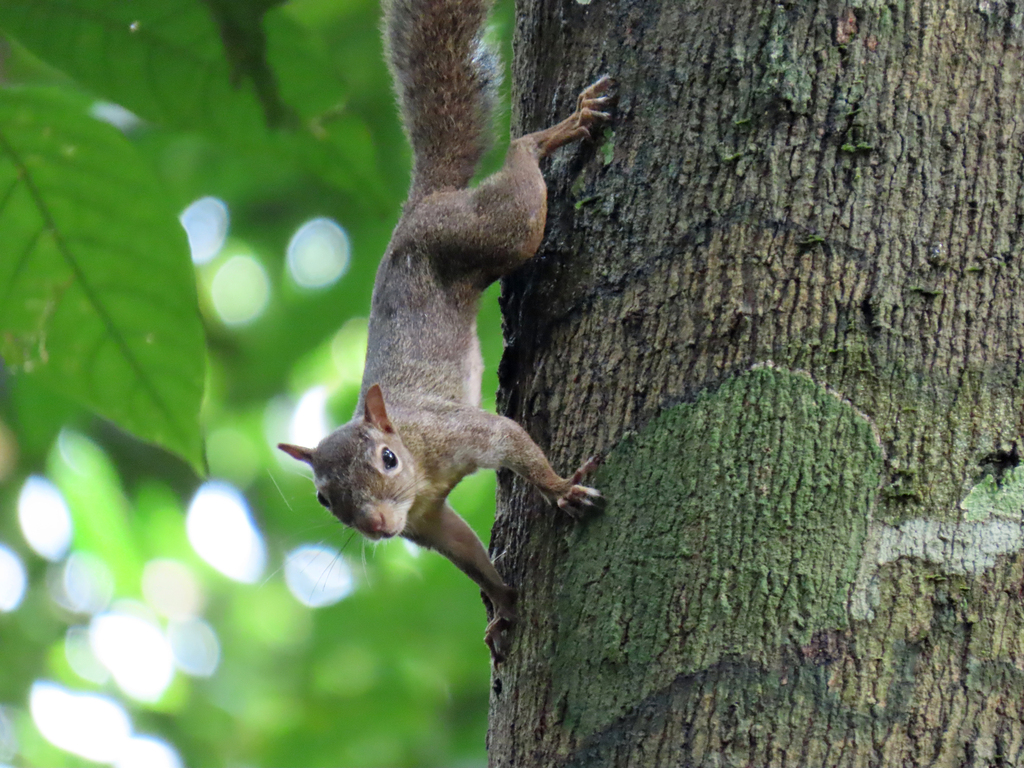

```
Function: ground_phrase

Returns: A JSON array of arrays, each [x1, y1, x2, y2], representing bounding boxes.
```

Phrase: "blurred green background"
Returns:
[[0, 0, 515, 765]]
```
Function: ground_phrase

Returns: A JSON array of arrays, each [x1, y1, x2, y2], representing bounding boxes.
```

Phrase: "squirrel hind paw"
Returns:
[[577, 77, 617, 111], [569, 455, 602, 485], [485, 615, 514, 664], [556, 485, 603, 519], [579, 75, 615, 100], [555, 456, 603, 518], [570, 80, 616, 139]]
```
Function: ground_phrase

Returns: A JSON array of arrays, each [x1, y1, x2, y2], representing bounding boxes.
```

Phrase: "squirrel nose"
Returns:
[[366, 511, 386, 533]]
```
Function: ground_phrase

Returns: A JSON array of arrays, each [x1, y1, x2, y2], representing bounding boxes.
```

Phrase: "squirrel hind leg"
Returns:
[[522, 76, 617, 159], [552, 456, 604, 519]]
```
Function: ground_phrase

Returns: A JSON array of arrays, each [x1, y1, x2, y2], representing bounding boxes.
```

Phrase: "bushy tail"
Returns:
[[383, 0, 500, 197]]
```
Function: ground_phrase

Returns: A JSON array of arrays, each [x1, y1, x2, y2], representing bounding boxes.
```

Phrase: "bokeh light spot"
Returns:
[[17, 476, 72, 561], [179, 197, 228, 265], [0, 705, 16, 761], [186, 482, 266, 583], [114, 735, 183, 768], [288, 386, 331, 449], [65, 626, 110, 685], [142, 559, 205, 620], [402, 539, 421, 558], [284, 545, 354, 608], [0, 544, 26, 612], [286, 217, 350, 288], [89, 101, 143, 133], [30, 681, 131, 763], [90, 611, 175, 702], [210, 254, 269, 325], [60, 552, 114, 615], [167, 618, 220, 677]]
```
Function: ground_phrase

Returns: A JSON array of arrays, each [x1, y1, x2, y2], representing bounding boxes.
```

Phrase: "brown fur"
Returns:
[[280, 0, 613, 661], [383, 0, 500, 198]]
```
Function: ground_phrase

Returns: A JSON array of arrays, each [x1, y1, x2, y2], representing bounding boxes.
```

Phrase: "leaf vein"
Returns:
[[0, 124, 188, 444]]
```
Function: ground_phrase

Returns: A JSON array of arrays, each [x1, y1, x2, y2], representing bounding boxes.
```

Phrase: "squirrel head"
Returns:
[[278, 384, 418, 540]]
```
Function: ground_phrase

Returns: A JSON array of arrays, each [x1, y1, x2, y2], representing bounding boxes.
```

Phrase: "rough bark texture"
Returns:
[[487, 0, 1024, 765]]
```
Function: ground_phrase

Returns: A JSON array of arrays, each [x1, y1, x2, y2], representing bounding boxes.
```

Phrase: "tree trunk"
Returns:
[[487, 0, 1024, 765]]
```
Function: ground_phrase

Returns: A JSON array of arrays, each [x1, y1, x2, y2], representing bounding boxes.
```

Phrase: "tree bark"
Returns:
[[488, 0, 1024, 765]]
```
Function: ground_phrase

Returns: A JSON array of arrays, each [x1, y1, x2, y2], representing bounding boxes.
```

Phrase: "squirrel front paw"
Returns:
[[484, 615, 514, 663], [555, 456, 603, 519], [482, 586, 517, 663]]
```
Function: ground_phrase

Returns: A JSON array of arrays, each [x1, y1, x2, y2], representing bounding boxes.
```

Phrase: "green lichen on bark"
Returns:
[[758, 3, 814, 114], [550, 366, 883, 735], [961, 466, 1024, 521]]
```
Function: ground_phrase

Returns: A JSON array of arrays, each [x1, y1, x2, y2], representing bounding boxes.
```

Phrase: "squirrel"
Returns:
[[278, 0, 612, 660]]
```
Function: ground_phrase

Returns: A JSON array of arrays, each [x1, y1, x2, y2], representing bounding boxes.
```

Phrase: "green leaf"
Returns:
[[0, 0, 262, 135], [0, 87, 205, 471], [0, 0, 384, 201]]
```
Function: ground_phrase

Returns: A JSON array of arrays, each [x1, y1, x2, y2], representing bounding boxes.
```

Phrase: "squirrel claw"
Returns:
[[579, 75, 614, 102], [573, 78, 615, 134], [484, 615, 513, 663], [533, 77, 615, 158], [557, 485, 603, 519], [555, 456, 603, 518], [577, 108, 608, 124], [569, 455, 601, 485]]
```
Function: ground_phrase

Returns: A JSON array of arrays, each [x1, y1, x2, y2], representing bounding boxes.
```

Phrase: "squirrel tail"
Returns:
[[383, 0, 500, 197]]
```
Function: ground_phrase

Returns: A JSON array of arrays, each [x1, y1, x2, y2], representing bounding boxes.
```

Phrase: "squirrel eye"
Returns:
[[381, 447, 398, 471], [316, 491, 330, 508]]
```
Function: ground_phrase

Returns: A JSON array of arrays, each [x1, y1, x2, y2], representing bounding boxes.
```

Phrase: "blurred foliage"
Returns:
[[0, 0, 515, 764]]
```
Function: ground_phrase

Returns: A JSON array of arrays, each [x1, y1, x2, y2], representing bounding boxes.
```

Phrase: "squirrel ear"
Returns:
[[278, 443, 315, 464], [364, 384, 395, 433]]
